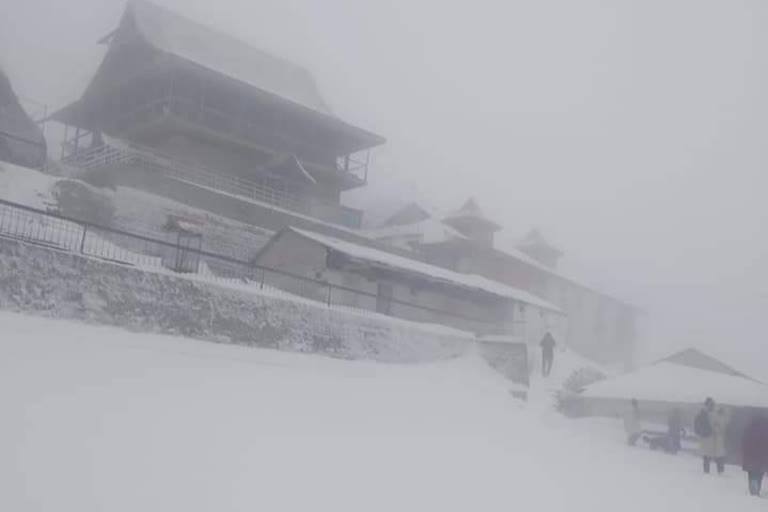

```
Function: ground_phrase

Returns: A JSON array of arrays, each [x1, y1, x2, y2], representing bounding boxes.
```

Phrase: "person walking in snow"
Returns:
[[540, 332, 556, 377], [697, 399, 729, 474], [624, 398, 642, 446], [742, 414, 768, 496]]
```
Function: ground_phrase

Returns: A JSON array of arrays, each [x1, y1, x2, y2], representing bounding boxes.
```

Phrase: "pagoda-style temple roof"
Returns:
[[444, 198, 501, 232], [121, 0, 330, 114], [52, 0, 385, 156], [381, 202, 432, 227]]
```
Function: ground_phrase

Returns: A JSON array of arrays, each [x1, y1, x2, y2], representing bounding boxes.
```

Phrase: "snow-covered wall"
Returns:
[[0, 237, 472, 363]]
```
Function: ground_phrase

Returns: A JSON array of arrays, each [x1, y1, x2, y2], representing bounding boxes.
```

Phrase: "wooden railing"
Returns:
[[64, 139, 364, 229]]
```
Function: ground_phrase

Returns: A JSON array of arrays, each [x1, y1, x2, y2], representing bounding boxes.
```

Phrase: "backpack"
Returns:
[[694, 410, 712, 438]]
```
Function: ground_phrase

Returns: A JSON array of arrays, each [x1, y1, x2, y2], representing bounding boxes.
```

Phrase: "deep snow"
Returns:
[[0, 311, 762, 511]]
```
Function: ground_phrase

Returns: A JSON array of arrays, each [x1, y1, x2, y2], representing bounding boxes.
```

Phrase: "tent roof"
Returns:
[[284, 227, 563, 312], [654, 348, 759, 382], [582, 362, 768, 408]]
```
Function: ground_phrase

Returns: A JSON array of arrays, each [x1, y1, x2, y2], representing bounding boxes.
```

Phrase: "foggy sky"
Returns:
[[2, 0, 766, 377]]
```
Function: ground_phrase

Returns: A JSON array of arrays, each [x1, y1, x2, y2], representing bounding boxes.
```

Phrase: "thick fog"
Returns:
[[2, 0, 766, 377]]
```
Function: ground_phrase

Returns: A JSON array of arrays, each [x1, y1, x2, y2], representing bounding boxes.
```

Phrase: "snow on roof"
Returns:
[[287, 227, 562, 313], [381, 202, 433, 227], [367, 218, 468, 247], [654, 347, 758, 381], [128, 0, 330, 115], [444, 198, 501, 230], [581, 362, 768, 408]]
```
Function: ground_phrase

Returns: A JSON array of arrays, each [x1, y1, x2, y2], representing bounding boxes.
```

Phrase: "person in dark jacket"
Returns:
[[667, 408, 684, 454], [540, 332, 556, 377], [742, 414, 768, 497]]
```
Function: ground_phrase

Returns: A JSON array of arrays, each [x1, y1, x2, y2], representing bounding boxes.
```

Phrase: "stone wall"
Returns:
[[0, 237, 469, 363], [0, 237, 533, 388]]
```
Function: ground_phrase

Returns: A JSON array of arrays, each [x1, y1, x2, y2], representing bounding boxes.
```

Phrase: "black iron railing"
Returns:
[[0, 197, 524, 337]]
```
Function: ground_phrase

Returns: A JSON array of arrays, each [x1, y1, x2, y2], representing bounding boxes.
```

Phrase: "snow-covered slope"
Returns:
[[0, 312, 761, 511], [0, 161, 56, 209]]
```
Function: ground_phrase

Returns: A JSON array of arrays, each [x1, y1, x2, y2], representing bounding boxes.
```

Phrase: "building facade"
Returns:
[[369, 200, 638, 367], [256, 227, 562, 336], [52, 0, 384, 233]]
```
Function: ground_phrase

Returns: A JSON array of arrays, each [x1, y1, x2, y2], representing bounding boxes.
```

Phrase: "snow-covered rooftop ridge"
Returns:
[[375, 200, 632, 308], [366, 217, 468, 246], [581, 361, 768, 408], [444, 198, 500, 227], [288, 227, 562, 313], [652, 347, 762, 383], [127, 0, 330, 115], [379, 202, 434, 227]]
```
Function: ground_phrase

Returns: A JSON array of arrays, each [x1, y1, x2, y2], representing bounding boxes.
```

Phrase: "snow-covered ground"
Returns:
[[1, 311, 762, 511]]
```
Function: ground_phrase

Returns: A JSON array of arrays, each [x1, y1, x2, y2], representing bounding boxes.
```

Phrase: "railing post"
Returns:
[[79, 226, 87, 253], [327, 283, 332, 308], [260, 268, 265, 289]]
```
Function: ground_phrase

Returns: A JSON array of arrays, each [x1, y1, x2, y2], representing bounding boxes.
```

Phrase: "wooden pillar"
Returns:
[[61, 124, 69, 160]]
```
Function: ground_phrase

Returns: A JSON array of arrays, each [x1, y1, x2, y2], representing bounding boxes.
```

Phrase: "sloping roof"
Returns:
[[444, 198, 501, 231], [654, 348, 759, 382], [375, 203, 635, 310], [285, 227, 562, 312], [51, 1, 385, 153], [581, 362, 768, 408], [381, 202, 432, 227], [128, 0, 330, 114], [367, 218, 467, 248]]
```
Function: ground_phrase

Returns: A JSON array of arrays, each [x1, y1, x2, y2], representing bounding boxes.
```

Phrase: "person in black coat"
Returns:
[[667, 408, 684, 454], [540, 332, 556, 377], [742, 414, 768, 496]]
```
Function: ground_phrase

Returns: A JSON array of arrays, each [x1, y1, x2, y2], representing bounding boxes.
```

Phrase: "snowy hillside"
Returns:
[[1, 311, 761, 511]]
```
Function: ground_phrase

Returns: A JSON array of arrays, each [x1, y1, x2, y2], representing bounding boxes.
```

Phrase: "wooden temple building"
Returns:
[[52, 0, 385, 231]]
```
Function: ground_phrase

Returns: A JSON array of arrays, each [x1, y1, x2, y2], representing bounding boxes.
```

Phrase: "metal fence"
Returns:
[[0, 197, 522, 336]]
